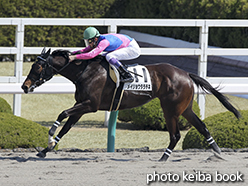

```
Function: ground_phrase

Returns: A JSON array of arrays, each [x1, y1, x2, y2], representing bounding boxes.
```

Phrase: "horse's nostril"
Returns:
[[21, 85, 29, 93], [21, 85, 27, 90]]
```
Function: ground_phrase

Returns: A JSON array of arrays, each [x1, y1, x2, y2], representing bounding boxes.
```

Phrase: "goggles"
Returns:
[[84, 38, 95, 47]]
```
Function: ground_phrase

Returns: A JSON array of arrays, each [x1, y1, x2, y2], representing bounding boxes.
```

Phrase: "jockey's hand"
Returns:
[[69, 55, 77, 62]]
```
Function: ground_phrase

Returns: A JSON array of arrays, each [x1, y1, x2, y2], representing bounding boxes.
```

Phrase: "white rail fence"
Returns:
[[0, 18, 248, 119]]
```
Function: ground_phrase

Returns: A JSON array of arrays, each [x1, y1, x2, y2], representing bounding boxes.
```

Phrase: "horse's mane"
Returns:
[[51, 50, 70, 61], [51, 49, 106, 67]]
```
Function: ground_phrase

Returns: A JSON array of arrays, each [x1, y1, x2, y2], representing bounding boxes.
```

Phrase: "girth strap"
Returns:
[[109, 82, 125, 111]]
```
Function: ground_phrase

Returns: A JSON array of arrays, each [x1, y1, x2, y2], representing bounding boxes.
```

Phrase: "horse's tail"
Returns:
[[189, 73, 241, 119]]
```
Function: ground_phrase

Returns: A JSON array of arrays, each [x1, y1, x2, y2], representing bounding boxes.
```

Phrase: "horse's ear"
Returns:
[[43, 48, 51, 59], [41, 47, 46, 55]]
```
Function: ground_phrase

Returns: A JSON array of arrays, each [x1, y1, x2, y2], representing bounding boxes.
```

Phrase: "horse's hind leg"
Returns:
[[159, 109, 181, 161], [182, 103, 221, 154]]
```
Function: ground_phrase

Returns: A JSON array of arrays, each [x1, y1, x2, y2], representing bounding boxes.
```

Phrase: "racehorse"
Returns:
[[21, 47, 240, 161]]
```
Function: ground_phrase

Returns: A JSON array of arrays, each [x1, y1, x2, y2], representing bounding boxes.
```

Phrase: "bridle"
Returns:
[[29, 54, 71, 90]]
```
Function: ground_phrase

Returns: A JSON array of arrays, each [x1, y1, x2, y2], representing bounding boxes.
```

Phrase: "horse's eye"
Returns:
[[34, 65, 42, 73]]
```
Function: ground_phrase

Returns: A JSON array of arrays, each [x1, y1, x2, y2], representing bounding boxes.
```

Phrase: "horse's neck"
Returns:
[[53, 58, 88, 83], [53, 56, 106, 83], [52, 56, 66, 67]]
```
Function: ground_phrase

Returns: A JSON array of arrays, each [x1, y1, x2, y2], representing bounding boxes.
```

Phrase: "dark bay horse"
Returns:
[[21, 48, 240, 161]]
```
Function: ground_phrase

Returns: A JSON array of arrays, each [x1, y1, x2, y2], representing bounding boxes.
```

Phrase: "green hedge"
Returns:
[[182, 110, 248, 150], [0, 97, 49, 149], [0, 97, 12, 114], [108, 0, 248, 48], [0, 113, 49, 149], [1, 0, 248, 51], [118, 98, 200, 130], [0, 0, 115, 48]]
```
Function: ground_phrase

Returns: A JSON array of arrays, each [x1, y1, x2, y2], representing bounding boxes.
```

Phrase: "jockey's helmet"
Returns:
[[83, 27, 100, 47], [83, 27, 100, 40]]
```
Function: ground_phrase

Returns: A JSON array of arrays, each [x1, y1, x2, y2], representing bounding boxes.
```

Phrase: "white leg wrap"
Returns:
[[53, 121, 60, 127], [164, 148, 172, 157], [166, 148, 172, 153], [48, 135, 56, 149], [54, 136, 61, 143], [48, 135, 55, 143], [207, 137, 213, 142], [207, 137, 215, 144]]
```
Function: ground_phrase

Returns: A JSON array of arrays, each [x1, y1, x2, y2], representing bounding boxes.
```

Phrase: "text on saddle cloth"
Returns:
[[109, 64, 152, 91], [124, 65, 152, 91]]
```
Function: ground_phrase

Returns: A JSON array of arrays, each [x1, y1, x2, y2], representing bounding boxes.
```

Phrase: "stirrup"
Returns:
[[120, 76, 134, 83]]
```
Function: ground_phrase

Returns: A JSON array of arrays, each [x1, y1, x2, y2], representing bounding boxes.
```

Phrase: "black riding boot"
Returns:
[[117, 65, 134, 83]]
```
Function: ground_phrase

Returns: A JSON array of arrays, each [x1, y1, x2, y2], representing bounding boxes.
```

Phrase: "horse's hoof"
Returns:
[[211, 142, 221, 154], [158, 154, 169, 162], [36, 151, 46, 158]]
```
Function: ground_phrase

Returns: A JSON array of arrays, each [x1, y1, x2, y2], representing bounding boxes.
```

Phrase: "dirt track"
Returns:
[[0, 149, 247, 186]]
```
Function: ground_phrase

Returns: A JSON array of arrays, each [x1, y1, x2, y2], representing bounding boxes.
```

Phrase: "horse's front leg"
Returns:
[[37, 100, 93, 158], [53, 114, 83, 148], [47, 110, 73, 150], [37, 114, 82, 158]]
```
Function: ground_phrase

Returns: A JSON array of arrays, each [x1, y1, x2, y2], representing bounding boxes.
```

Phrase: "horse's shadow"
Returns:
[[0, 155, 96, 163], [0, 155, 135, 163]]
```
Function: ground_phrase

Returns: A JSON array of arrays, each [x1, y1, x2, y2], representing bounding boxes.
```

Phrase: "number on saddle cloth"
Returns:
[[123, 65, 152, 91]]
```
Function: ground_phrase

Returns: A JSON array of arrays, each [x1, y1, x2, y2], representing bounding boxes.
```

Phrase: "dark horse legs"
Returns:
[[158, 102, 181, 161], [158, 100, 221, 162], [182, 105, 221, 154], [37, 101, 93, 158], [159, 115, 181, 161], [53, 114, 83, 146], [37, 114, 82, 158]]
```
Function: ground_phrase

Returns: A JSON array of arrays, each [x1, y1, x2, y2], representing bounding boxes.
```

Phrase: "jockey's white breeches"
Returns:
[[105, 39, 141, 62]]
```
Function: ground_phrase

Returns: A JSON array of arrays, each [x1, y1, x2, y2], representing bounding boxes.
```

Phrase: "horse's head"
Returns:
[[21, 47, 54, 93]]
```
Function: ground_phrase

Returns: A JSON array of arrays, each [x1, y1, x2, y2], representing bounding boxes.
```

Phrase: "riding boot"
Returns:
[[109, 58, 134, 83], [117, 65, 134, 83]]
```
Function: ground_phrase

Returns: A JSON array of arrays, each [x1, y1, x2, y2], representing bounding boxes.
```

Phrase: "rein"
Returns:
[[50, 58, 71, 74], [38, 55, 70, 75]]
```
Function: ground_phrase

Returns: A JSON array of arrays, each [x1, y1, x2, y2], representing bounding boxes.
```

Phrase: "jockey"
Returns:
[[69, 27, 141, 83]]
